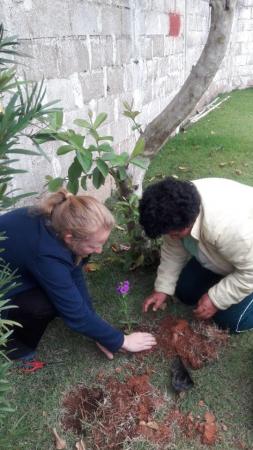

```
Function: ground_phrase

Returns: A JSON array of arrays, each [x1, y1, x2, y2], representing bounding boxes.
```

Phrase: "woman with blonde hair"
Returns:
[[1, 189, 156, 361]]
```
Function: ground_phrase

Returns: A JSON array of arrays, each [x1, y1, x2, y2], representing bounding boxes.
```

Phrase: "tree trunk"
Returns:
[[142, 0, 237, 159]]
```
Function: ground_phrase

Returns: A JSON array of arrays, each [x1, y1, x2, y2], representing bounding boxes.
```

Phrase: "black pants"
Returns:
[[6, 287, 56, 359]]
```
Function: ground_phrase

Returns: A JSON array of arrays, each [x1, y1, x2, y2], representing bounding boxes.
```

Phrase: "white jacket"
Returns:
[[154, 178, 253, 310]]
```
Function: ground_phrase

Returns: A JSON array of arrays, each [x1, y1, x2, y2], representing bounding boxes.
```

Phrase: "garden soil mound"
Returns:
[[61, 317, 228, 449]]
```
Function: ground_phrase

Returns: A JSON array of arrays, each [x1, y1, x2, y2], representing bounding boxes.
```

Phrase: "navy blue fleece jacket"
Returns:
[[0, 207, 124, 352]]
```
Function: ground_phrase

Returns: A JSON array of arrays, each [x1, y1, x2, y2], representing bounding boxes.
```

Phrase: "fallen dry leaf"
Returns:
[[52, 428, 66, 449], [115, 225, 125, 231], [146, 421, 159, 431], [198, 400, 205, 407], [178, 166, 190, 172], [219, 162, 227, 167], [75, 439, 86, 450], [235, 169, 242, 175], [221, 423, 228, 431], [84, 262, 101, 272]]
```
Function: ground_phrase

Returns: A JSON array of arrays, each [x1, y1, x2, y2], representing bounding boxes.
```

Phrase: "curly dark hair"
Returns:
[[139, 177, 201, 239]]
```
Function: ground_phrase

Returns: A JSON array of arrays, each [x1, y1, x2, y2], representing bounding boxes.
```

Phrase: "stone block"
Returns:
[[70, 1, 102, 35], [101, 5, 122, 35], [116, 37, 133, 64], [110, 118, 131, 144], [151, 0, 165, 11], [57, 38, 90, 76], [3, 0, 72, 38], [90, 36, 114, 69], [79, 70, 105, 103], [152, 35, 165, 57], [96, 95, 116, 124], [139, 36, 153, 59], [107, 67, 125, 95], [45, 78, 76, 111], [121, 7, 132, 35], [238, 6, 252, 19], [145, 11, 168, 34]]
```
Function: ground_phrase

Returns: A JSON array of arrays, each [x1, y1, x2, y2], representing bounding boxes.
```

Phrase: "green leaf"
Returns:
[[80, 175, 87, 191], [130, 137, 145, 159], [123, 110, 140, 119], [57, 145, 74, 156], [96, 158, 109, 178], [98, 143, 114, 152], [97, 135, 113, 142], [94, 112, 107, 129], [76, 150, 92, 173], [92, 167, 105, 189], [68, 133, 85, 149], [68, 157, 82, 181], [89, 128, 99, 141], [49, 110, 63, 130], [130, 156, 149, 170], [48, 177, 65, 192], [117, 166, 127, 181], [67, 178, 79, 194], [74, 118, 91, 129]]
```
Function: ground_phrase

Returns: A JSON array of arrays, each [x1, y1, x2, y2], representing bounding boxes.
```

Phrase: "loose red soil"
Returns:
[[60, 317, 228, 448], [156, 316, 229, 369], [61, 372, 218, 449]]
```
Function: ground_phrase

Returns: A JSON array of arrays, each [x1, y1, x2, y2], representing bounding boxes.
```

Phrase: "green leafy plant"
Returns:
[[114, 193, 160, 270], [35, 105, 148, 195], [0, 23, 59, 429], [33, 100, 158, 268], [0, 24, 60, 209]]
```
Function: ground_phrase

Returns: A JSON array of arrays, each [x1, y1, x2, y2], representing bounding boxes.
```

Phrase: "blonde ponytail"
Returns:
[[33, 189, 115, 240]]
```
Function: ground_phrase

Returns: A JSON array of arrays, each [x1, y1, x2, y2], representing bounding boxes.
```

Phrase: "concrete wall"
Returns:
[[1, 0, 253, 199]]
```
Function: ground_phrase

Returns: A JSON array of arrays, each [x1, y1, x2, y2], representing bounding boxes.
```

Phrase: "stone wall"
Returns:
[[1, 0, 253, 199]]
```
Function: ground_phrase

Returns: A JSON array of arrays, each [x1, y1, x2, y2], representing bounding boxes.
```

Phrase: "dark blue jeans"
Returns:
[[175, 258, 253, 333]]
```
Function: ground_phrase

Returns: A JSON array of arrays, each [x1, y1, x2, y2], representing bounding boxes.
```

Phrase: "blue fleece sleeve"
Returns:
[[72, 265, 94, 312], [30, 255, 124, 352]]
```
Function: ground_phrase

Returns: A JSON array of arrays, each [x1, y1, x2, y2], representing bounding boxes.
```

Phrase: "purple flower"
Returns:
[[116, 280, 130, 295]]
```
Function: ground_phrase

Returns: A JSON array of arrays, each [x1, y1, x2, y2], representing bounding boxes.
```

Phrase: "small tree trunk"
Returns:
[[142, 0, 237, 159]]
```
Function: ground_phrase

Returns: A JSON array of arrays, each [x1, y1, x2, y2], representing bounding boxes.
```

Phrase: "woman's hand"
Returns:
[[121, 332, 157, 352], [193, 293, 218, 320], [142, 291, 168, 313], [96, 342, 114, 360]]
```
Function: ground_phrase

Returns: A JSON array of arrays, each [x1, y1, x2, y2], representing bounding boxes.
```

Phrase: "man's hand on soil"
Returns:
[[96, 342, 114, 360], [121, 332, 157, 352], [193, 293, 218, 320], [142, 291, 168, 313]]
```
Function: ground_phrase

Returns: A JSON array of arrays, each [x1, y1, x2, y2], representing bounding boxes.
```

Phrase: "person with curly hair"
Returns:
[[139, 177, 253, 333]]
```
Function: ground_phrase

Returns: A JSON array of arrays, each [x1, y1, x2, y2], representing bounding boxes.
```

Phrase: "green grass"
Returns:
[[2, 88, 253, 449]]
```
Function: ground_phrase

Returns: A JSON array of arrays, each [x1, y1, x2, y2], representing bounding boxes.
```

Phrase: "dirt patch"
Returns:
[[60, 318, 227, 448], [150, 316, 229, 369], [61, 385, 104, 434], [61, 372, 218, 449]]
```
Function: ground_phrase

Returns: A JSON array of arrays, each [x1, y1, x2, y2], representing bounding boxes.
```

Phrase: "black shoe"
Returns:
[[171, 356, 194, 393]]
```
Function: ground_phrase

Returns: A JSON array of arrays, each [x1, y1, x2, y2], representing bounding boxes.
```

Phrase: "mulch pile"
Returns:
[[61, 317, 229, 449]]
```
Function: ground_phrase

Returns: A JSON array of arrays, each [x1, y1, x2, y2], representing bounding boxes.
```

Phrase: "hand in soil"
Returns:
[[171, 356, 194, 393], [142, 291, 168, 312], [193, 293, 218, 320], [122, 332, 157, 352], [96, 342, 114, 360]]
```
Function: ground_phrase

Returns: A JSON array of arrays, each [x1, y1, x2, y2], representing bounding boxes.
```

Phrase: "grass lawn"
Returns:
[[1, 88, 253, 449]]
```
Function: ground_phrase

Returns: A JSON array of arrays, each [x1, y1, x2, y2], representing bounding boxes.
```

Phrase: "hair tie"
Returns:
[[65, 192, 73, 199]]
